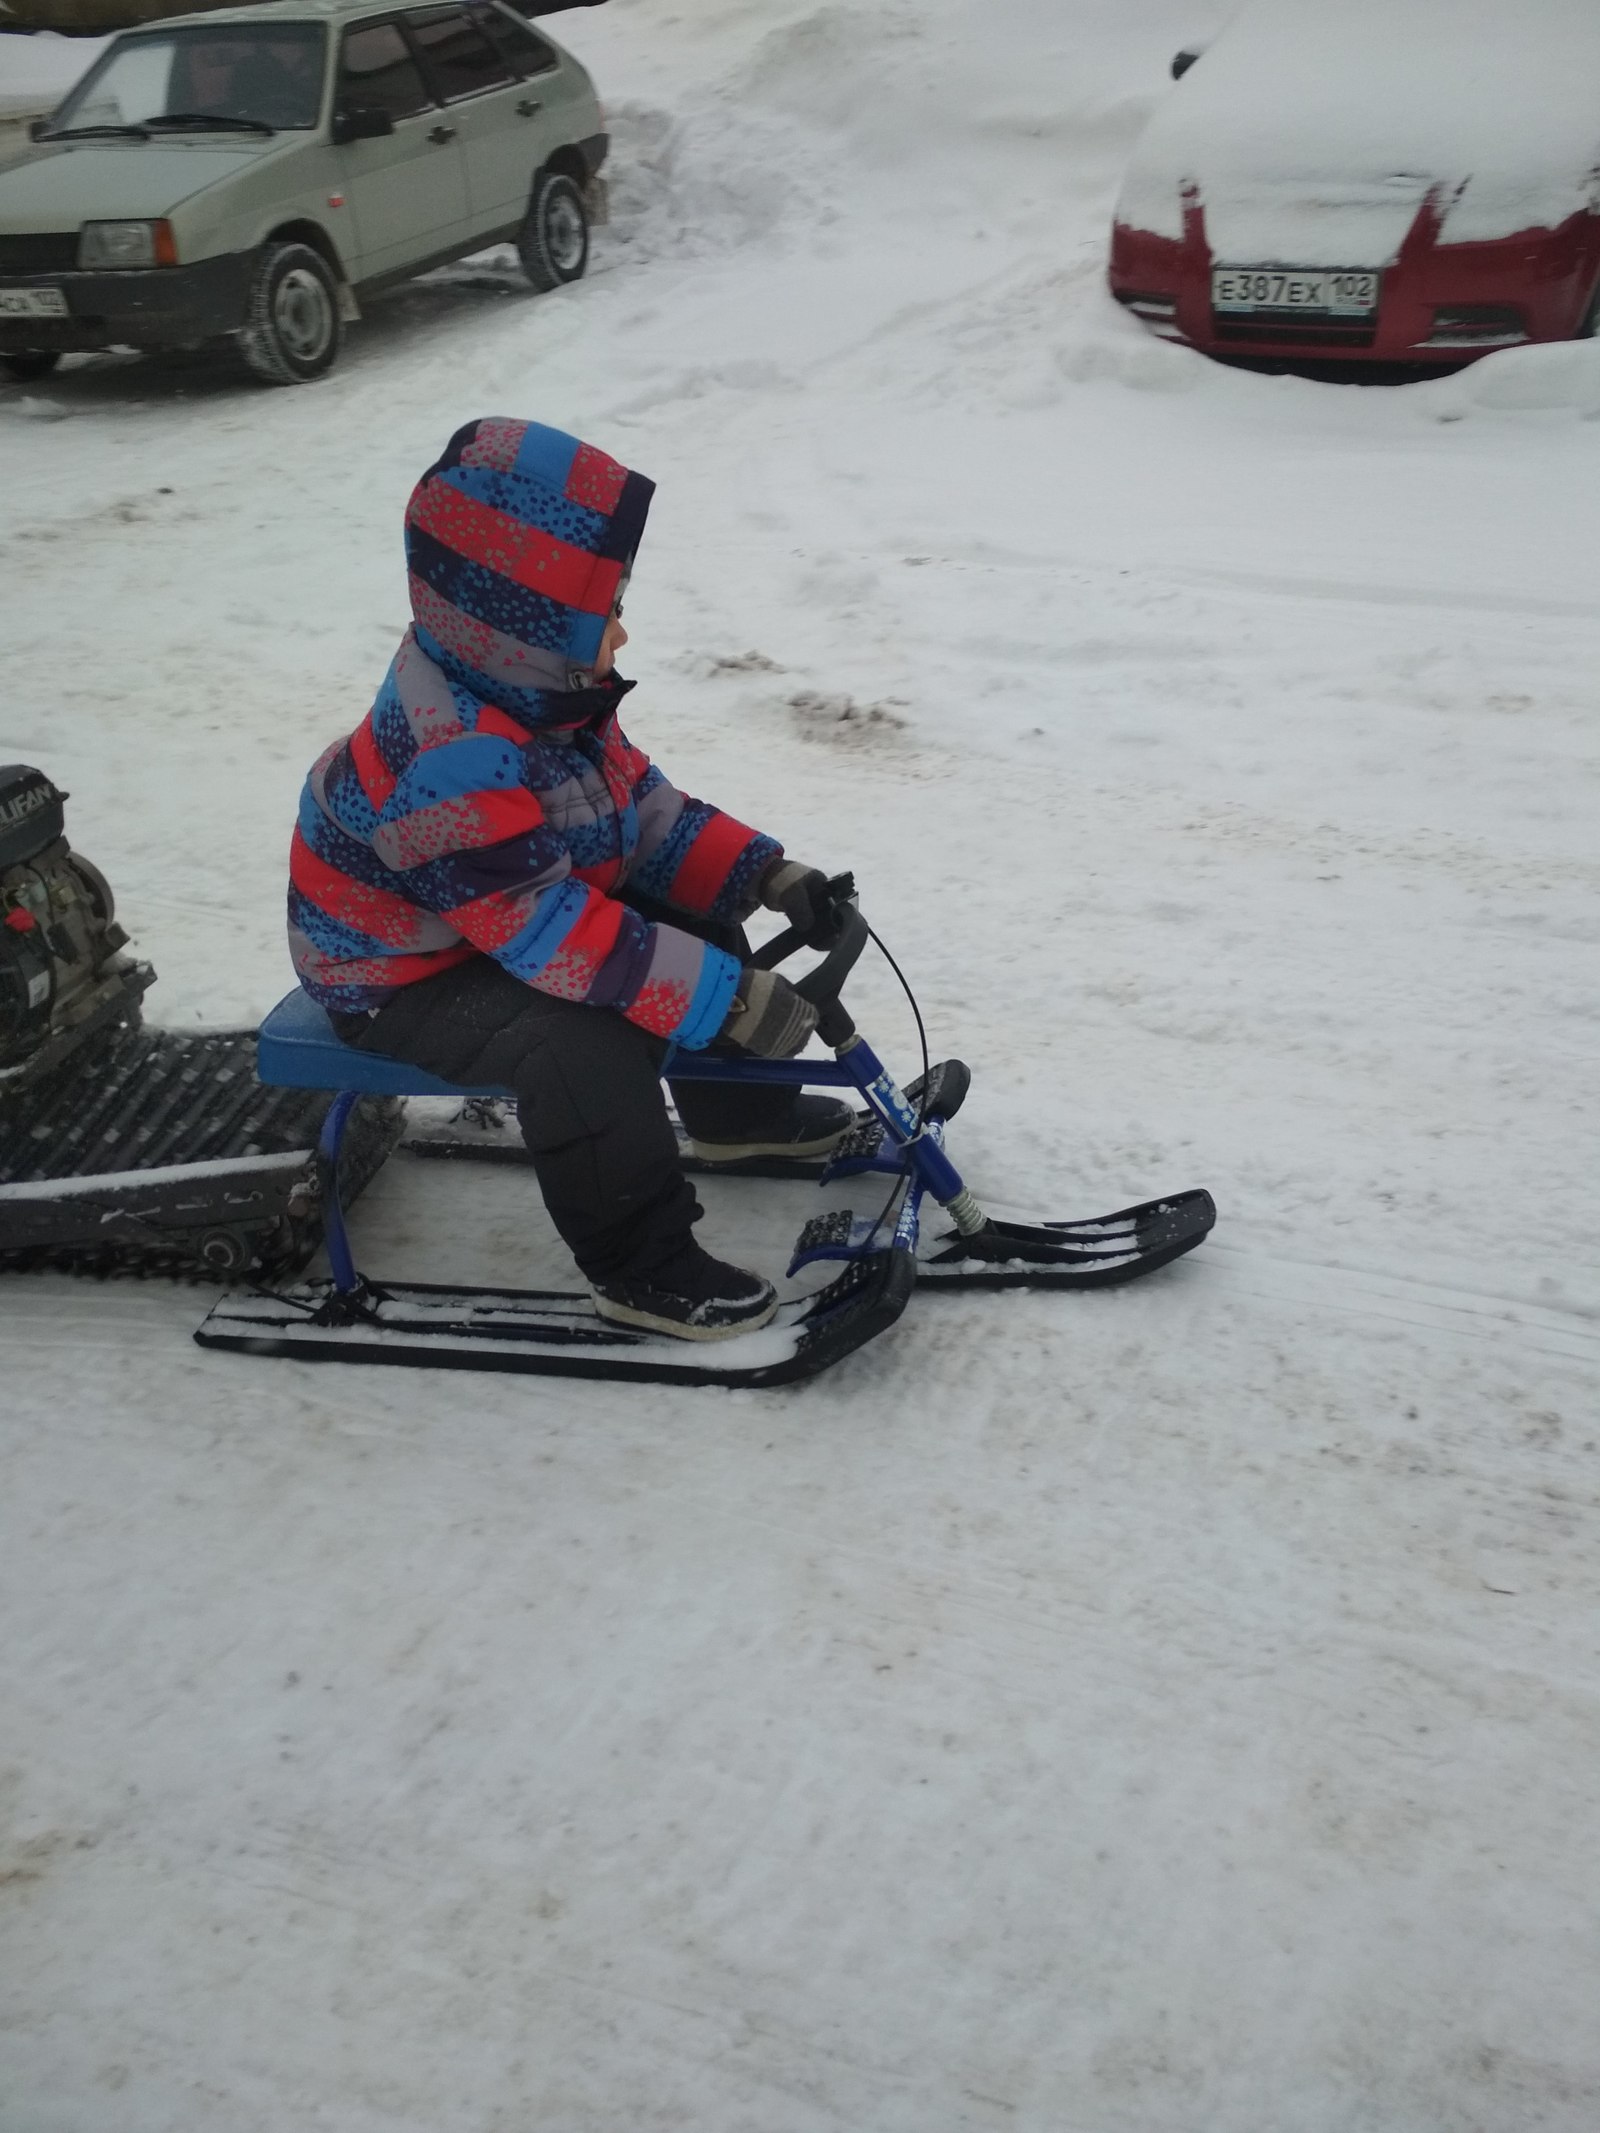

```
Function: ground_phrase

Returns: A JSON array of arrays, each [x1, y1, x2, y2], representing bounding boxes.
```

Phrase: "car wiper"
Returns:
[[36, 122, 152, 141], [146, 112, 277, 136]]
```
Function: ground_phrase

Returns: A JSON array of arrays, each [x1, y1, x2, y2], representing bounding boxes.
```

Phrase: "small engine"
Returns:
[[0, 764, 154, 1088]]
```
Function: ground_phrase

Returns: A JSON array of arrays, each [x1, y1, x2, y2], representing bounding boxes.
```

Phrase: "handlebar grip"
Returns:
[[789, 902, 868, 1012], [744, 900, 867, 1047], [743, 891, 867, 1048], [746, 872, 858, 973]]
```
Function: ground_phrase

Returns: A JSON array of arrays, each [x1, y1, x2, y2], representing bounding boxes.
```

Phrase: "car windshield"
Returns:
[[49, 23, 327, 136]]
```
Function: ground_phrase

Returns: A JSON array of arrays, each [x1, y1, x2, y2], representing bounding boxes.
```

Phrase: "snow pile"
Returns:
[[1117, 0, 1600, 257], [3, 0, 1600, 2128], [0, 28, 105, 116], [1423, 337, 1600, 420]]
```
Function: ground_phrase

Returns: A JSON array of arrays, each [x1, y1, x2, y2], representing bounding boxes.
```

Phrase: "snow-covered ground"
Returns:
[[5, 2, 1600, 2126]]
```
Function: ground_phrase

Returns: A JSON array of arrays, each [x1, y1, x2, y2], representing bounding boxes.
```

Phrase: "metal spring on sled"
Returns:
[[943, 1187, 987, 1237]]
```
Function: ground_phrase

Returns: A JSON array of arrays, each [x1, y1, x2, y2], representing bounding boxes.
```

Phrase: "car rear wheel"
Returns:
[[517, 171, 589, 293], [1, 351, 62, 383], [239, 241, 342, 386]]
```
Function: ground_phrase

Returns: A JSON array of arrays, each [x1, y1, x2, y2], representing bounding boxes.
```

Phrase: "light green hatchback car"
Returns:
[[0, 0, 608, 383]]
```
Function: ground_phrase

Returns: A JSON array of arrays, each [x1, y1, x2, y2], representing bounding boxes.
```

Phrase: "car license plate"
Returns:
[[0, 286, 69, 319], [1211, 266, 1379, 316]]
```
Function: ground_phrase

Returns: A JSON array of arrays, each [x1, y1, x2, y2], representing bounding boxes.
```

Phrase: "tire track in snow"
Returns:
[[1168, 561, 1600, 629], [1205, 1240, 1600, 1365]]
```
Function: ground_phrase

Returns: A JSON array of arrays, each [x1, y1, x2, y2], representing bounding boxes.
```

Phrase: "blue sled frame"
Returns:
[[195, 1026, 1214, 1388]]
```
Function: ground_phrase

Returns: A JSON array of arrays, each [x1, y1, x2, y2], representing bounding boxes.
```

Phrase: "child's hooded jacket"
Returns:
[[289, 418, 780, 1048]]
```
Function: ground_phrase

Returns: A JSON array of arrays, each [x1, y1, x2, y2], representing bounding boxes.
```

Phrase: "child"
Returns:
[[289, 417, 852, 1341]]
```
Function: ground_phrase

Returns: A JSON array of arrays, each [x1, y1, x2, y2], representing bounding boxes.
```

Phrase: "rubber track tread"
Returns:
[[0, 1023, 403, 1279]]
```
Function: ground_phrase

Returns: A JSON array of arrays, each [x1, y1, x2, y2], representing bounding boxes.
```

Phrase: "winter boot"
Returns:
[[591, 1238, 779, 1341], [683, 1094, 855, 1167]]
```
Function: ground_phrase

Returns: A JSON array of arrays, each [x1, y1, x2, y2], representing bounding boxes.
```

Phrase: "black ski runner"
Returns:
[[195, 1246, 915, 1388]]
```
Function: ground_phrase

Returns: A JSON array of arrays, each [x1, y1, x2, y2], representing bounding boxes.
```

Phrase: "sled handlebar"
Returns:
[[749, 880, 867, 1047]]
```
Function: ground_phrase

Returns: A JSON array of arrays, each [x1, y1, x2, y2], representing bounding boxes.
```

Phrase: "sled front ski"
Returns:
[[790, 1184, 1216, 1291], [914, 1188, 1216, 1287], [195, 1245, 916, 1387]]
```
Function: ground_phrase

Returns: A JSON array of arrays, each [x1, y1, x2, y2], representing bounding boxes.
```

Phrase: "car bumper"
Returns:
[[1120, 301, 1544, 366], [1109, 207, 1600, 367], [0, 251, 254, 353]]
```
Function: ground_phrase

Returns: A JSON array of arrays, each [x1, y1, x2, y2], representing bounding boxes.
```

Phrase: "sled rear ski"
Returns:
[[195, 901, 1215, 1385]]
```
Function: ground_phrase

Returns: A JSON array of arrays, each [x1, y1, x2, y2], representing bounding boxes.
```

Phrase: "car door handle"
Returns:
[[428, 124, 457, 144], [516, 98, 541, 117]]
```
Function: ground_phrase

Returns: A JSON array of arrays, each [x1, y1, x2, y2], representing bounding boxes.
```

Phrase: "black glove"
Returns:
[[719, 967, 819, 1058], [759, 861, 855, 947]]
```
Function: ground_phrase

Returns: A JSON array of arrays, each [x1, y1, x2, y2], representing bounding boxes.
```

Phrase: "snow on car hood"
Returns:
[[1116, 0, 1600, 264], [0, 137, 280, 231]]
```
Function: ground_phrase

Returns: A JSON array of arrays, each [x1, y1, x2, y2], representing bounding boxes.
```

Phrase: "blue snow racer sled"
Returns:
[[195, 895, 1216, 1387]]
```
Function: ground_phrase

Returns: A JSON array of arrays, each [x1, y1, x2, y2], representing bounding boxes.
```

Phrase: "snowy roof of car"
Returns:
[[121, 0, 472, 29], [1116, 0, 1600, 260]]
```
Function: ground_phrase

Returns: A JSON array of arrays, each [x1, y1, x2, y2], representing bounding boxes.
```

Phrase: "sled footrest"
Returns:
[[786, 1200, 916, 1275], [795, 1208, 854, 1257]]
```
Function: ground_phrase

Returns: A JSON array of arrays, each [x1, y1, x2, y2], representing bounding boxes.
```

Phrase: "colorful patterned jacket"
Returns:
[[289, 418, 780, 1048]]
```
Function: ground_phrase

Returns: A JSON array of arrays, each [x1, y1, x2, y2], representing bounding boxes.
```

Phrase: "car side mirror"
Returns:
[[332, 104, 395, 143], [1171, 47, 1201, 79]]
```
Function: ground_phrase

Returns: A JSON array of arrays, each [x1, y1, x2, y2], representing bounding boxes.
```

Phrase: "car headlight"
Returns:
[[77, 219, 178, 270]]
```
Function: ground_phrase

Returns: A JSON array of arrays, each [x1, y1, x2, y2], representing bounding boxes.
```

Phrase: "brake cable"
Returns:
[[847, 916, 934, 1257]]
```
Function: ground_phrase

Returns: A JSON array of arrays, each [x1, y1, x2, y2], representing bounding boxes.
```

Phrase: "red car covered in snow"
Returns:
[[1109, 0, 1600, 368]]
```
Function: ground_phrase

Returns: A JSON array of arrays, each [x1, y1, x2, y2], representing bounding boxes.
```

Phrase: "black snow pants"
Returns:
[[332, 895, 791, 1284]]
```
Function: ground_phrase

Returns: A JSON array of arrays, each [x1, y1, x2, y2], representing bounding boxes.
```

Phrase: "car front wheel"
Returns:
[[239, 241, 343, 386], [517, 171, 589, 293], [1, 351, 62, 383]]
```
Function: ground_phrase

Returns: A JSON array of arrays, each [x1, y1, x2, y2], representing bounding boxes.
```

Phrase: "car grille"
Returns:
[[0, 233, 79, 275], [1214, 315, 1377, 350]]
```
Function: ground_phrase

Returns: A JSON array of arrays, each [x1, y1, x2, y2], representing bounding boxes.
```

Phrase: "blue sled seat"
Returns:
[[256, 989, 515, 1101]]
